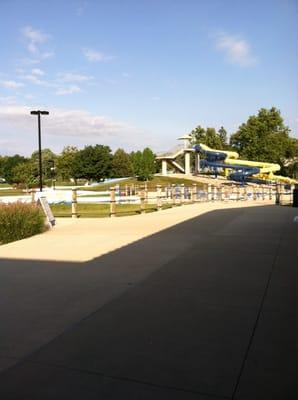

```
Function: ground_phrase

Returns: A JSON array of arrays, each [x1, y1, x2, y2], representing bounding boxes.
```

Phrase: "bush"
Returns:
[[0, 202, 46, 244]]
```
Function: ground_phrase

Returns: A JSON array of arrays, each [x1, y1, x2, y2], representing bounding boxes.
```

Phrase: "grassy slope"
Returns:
[[0, 189, 28, 196], [80, 176, 203, 192], [51, 203, 168, 218]]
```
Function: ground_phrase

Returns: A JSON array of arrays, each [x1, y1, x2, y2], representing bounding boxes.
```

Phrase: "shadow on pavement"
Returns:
[[0, 205, 297, 399]]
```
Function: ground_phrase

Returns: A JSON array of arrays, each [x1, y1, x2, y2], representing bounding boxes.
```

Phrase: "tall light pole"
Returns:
[[30, 110, 49, 192]]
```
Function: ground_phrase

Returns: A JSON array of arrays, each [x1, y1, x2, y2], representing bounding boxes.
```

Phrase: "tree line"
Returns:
[[0, 107, 297, 186], [0, 146, 157, 187]]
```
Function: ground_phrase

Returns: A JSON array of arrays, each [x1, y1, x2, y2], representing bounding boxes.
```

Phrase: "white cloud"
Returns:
[[58, 72, 93, 82], [55, 85, 82, 95], [0, 80, 24, 89], [24, 94, 35, 100], [20, 58, 41, 65], [23, 74, 55, 87], [214, 33, 257, 67], [20, 52, 54, 66], [0, 104, 156, 154], [22, 26, 50, 54], [0, 105, 135, 138], [0, 96, 17, 105], [41, 51, 55, 60], [32, 68, 45, 76], [0, 138, 24, 154], [83, 48, 114, 62], [23, 74, 44, 85]]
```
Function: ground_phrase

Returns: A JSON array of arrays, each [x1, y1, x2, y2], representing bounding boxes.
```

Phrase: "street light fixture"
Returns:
[[30, 110, 49, 192]]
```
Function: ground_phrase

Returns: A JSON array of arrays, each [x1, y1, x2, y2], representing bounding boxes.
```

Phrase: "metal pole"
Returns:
[[38, 112, 43, 192]]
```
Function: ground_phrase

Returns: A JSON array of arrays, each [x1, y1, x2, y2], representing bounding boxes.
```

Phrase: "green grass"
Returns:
[[0, 189, 28, 196], [51, 203, 172, 218], [54, 181, 87, 187], [80, 176, 203, 192]]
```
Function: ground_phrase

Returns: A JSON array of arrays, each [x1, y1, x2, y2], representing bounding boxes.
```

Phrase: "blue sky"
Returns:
[[0, 0, 297, 155]]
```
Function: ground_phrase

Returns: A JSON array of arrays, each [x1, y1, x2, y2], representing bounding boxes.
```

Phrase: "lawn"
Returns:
[[80, 176, 203, 192], [51, 203, 172, 218], [0, 189, 28, 196], [0, 183, 13, 188]]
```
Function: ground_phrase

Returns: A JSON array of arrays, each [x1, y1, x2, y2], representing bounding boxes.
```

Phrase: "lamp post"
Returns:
[[30, 110, 49, 192]]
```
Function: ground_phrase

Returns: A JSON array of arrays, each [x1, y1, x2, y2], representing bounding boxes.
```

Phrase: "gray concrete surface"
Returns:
[[0, 205, 297, 399]]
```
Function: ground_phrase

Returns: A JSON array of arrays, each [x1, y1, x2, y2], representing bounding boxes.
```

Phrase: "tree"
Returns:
[[218, 126, 228, 148], [190, 125, 206, 144], [230, 107, 295, 168], [11, 161, 38, 188], [0, 156, 5, 179], [130, 151, 143, 176], [56, 146, 79, 181], [130, 148, 156, 180], [112, 149, 133, 177], [1, 155, 28, 183], [205, 127, 222, 149], [73, 145, 113, 182], [31, 148, 57, 181], [190, 125, 223, 149], [139, 147, 156, 180]]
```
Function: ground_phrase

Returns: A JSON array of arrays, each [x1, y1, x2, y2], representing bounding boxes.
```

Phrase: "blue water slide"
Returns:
[[228, 167, 260, 182], [194, 144, 260, 182]]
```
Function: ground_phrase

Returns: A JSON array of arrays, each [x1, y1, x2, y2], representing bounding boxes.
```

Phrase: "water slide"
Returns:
[[194, 143, 282, 183]]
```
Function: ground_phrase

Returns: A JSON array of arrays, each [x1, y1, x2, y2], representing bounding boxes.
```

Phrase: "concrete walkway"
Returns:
[[0, 200, 276, 262], [0, 202, 297, 399]]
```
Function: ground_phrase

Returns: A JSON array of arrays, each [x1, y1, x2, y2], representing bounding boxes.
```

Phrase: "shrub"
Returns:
[[0, 202, 46, 244]]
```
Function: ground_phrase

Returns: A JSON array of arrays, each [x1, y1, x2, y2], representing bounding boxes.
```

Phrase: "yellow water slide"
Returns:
[[198, 143, 295, 183]]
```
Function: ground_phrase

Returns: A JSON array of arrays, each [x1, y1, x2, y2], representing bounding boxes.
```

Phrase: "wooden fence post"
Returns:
[[214, 186, 218, 201], [179, 185, 183, 205], [236, 185, 240, 201], [275, 184, 280, 205], [180, 184, 185, 204], [171, 184, 175, 206], [30, 189, 36, 203], [269, 186, 272, 200], [253, 186, 257, 201], [207, 184, 212, 202], [191, 184, 197, 203], [243, 186, 248, 201], [110, 187, 116, 217], [72, 189, 78, 218], [165, 185, 170, 202], [262, 186, 265, 200], [218, 185, 223, 201], [140, 186, 146, 214], [280, 184, 285, 205], [156, 185, 162, 210], [223, 186, 228, 201], [229, 185, 233, 200]]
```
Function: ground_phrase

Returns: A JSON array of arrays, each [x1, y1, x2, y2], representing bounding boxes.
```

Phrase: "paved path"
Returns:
[[0, 200, 275, 262], [0, 203, 297, 399]]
